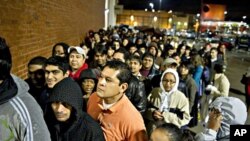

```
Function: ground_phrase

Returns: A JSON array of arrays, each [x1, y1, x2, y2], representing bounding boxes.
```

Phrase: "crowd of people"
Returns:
[[0, 25, 249, 141]]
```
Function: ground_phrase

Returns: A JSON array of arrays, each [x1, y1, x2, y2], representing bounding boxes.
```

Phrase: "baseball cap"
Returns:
[[68, 46, 86, 58], [161, 58, 177, 67]]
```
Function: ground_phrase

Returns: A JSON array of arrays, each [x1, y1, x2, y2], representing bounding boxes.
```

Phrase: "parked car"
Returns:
[[209, 37, 220, 48], [186, 30, 196, 39], [236, 35, 250, 51], [193, 38, 207, 50], [220, 36, 236, 51]]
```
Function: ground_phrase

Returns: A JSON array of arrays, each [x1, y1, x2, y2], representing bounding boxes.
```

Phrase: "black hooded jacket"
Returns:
[[45, 78, 105, 141]]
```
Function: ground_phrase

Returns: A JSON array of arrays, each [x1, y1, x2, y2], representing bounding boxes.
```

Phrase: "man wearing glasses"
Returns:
[[145, 68, 191, 134]]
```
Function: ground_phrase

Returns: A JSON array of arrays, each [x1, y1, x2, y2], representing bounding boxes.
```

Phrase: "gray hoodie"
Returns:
[[0, 75, 51, 141], [195, 97, 247, 141]]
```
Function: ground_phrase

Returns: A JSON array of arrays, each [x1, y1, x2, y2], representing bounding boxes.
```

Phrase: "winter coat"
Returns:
[[211, 73, 230, 98], [178, 75, 198, 112], [145, 69, 191, 133], [126, 75, 147, 114], [45, 77, 105, 141]]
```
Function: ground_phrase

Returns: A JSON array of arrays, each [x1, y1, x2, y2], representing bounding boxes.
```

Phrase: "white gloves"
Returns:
[[205, 85, 218, 92]]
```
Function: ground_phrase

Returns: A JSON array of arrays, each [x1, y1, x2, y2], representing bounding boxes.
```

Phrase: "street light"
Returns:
[[149, 3, 154, 9], [134, 21, 138, 26], [159, 0, 162, 11], [168, 18, 173, 29], [130, 15, 134, 21], [153, 16, 158, 22], [168, 18, 172, 23], [184, 22, 188, 27]]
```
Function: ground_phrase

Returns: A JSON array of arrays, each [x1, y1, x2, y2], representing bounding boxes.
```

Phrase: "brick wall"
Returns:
[[0, 0, 105, 79]]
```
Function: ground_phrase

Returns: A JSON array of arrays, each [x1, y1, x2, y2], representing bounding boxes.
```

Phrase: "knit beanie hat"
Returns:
[[148, 42, 158, 49], [49, 77, 83, 114], [79, 69, 99, 82]]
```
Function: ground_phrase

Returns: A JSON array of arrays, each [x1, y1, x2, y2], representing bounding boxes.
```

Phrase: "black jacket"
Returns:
[[126, 76, 147, 115], [25, 78, 45, 104], [48, 112, 104, 141], [45, 78, 105, 141]]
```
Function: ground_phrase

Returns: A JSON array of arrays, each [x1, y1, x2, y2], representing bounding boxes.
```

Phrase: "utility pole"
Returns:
[[159, 0, 162, 11]]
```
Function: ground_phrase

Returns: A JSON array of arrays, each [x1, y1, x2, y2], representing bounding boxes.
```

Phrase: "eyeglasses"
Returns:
[[162, 79, 176, 84]]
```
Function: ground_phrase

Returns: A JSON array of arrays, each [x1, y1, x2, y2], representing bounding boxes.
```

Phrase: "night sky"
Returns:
[[118, 0, 250, 22]]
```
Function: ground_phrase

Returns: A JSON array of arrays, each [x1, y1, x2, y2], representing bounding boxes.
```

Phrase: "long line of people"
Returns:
[[0, 26, 248, 141]]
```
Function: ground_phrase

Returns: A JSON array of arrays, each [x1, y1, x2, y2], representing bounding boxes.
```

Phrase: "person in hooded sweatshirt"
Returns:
[[45, 77, 105, 141], [195, 97, 247, 141], [145, 68, 191, 134], [0, 37, 51, 141]]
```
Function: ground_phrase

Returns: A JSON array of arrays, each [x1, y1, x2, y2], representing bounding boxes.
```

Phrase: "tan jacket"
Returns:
[[212, 73, 230, 97], [145, 88, 191, 130]]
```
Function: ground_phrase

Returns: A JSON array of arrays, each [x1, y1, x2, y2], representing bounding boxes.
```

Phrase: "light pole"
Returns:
[[159, 0, 162, 11], [149, 3, 154, 9]]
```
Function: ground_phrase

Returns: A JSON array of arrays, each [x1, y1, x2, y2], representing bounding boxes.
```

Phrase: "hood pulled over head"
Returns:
[[49, 77, 83, 117]]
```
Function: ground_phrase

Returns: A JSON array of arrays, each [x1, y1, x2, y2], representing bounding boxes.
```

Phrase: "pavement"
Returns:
[[189, 49, 250, 134]]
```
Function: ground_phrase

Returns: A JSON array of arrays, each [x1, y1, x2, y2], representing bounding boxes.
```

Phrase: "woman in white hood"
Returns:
[[145, 68, 191, 134]]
